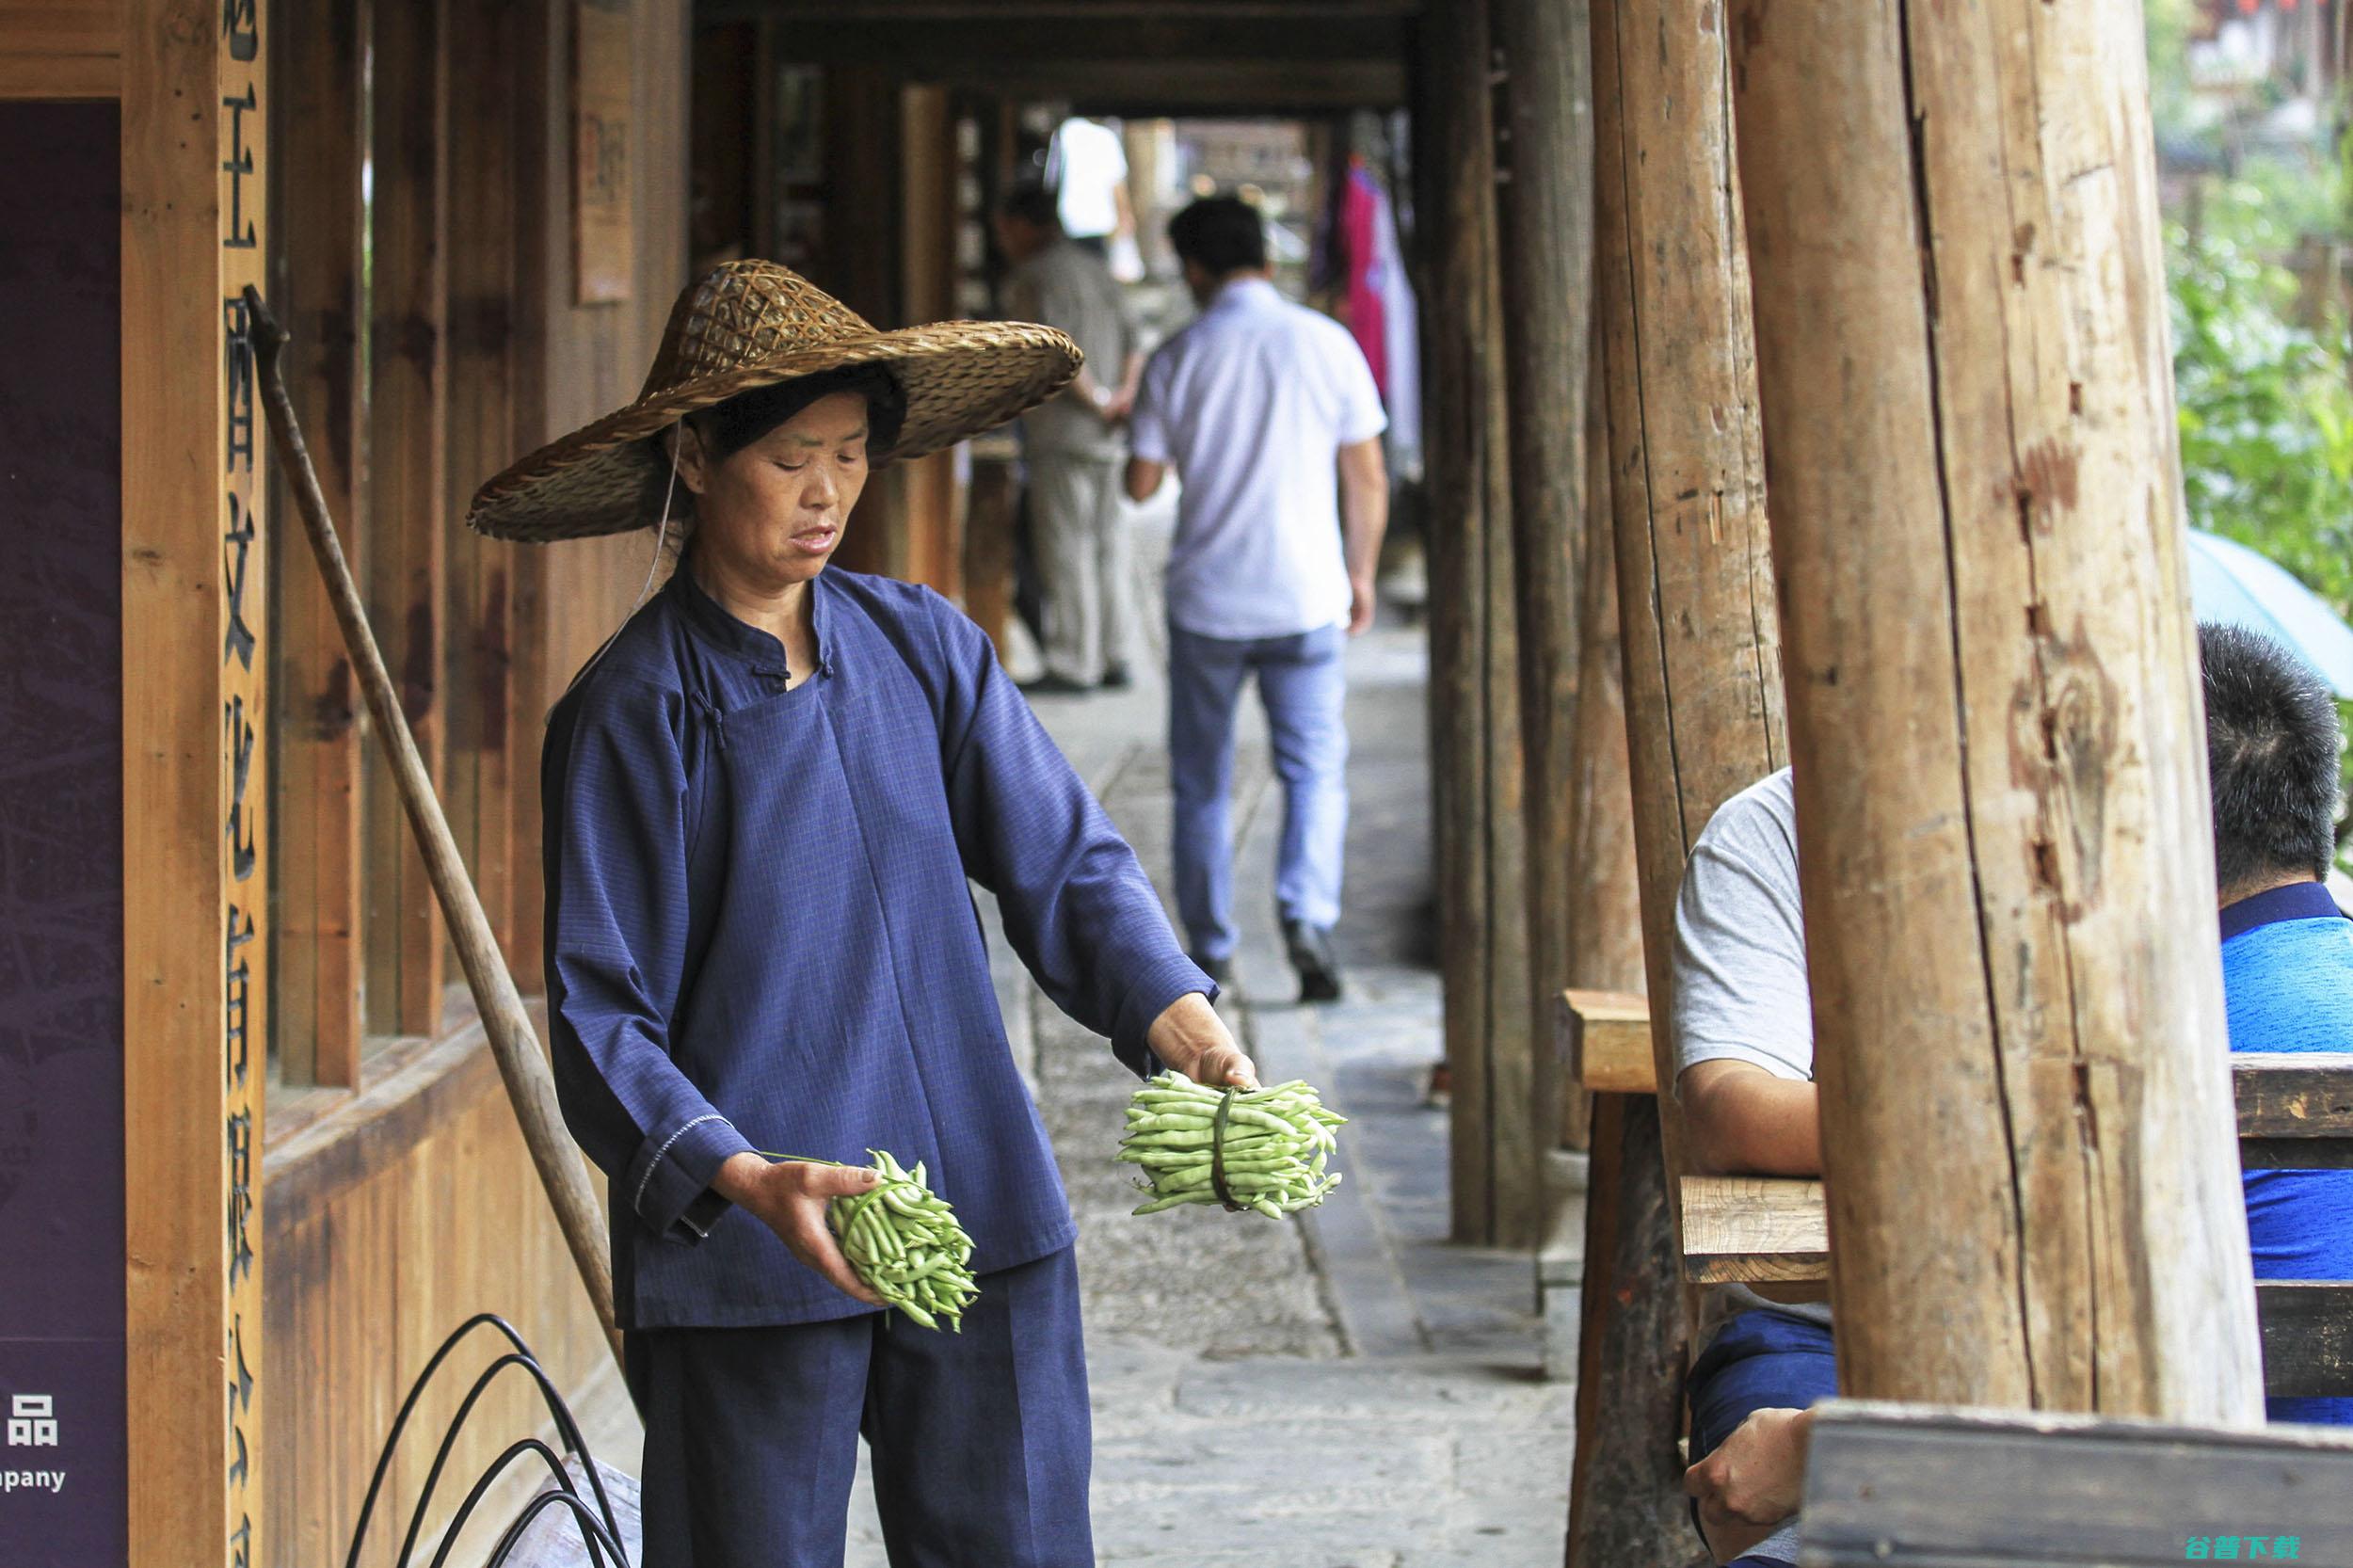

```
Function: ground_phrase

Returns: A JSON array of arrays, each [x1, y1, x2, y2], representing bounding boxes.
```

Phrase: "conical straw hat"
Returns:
[[468, 259, 1081, 542]]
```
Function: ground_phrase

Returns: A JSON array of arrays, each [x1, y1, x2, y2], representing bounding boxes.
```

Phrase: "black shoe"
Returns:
[[1189, 952, 1233, 989], [1017, 672, 1094, 696], [1282, 920, 1343, 1002], [1100, 664, 1133, 690]]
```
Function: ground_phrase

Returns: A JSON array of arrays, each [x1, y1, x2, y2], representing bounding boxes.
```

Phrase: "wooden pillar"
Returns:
[[1562, 333, 1687, 1568], [1423, 0, 1534, 1247], [1727, 0, 2264, 1421], [364, 0, 450, 1037], [1572, 0, 1784, 1554], [1593, 0, 1783, 1192], [271, 0, 367, 1085], [122, 0, 271, 1560], [1492, 0, 1596, 1163]]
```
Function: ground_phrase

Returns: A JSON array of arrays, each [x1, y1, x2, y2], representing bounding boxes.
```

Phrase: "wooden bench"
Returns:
[[1560, 990, 2353, 1400], [1801, 1399, 2353, 1566]]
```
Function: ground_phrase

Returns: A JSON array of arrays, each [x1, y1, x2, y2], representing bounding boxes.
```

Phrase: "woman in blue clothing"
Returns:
[[469, 261, 1255, 1568]]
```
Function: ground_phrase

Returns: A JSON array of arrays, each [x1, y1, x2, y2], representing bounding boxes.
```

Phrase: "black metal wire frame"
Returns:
[[484, 1488, 634, 1568], [344, 1313, 626, 1568], [425, 1438, 620, 1568]]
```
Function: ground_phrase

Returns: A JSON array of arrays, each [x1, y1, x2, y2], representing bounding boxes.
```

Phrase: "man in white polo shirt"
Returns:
[[1125, 196, 1389, 1001]]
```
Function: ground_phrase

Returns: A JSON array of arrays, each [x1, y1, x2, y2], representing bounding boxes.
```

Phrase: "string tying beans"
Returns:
[[1116, 1073, 1346, 1218], [764, 1150, 979, 1331]]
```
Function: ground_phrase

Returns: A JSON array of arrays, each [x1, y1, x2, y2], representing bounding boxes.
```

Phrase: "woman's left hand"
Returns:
[[1146, 991, 1258, 1090]]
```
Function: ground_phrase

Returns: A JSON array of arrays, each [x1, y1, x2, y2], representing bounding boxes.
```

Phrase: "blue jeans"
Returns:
[[1167, 621, 1349, 961], [1687, 1308, 1839, 1567]]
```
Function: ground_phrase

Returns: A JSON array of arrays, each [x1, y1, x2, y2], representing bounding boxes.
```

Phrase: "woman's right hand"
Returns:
[[712, 1153, 886, 1306]]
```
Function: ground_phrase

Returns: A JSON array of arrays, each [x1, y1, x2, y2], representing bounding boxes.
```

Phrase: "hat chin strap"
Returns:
[[552, 430, 683, 713]]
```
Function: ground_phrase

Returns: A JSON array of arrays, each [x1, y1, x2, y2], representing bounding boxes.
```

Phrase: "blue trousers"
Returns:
[[1686, 1308, 1839, 1568], [1167, 621, 1349, 960], [626, 1247, 1092, 1568]]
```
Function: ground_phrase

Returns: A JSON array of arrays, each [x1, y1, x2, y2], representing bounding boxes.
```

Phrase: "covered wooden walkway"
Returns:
[[7, 0, 2353, 1564]]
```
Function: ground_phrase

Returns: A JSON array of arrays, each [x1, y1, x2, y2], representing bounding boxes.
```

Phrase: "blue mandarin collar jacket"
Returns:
[[541, 563, 1211, 1329]]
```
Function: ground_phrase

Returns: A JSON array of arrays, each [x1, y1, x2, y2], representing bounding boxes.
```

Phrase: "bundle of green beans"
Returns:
[[808, 1149, 978, 1331], [1117, 1073, 1346, 1218]]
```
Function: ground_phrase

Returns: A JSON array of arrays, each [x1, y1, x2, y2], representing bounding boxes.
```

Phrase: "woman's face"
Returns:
[[680, 390, 872, 585]]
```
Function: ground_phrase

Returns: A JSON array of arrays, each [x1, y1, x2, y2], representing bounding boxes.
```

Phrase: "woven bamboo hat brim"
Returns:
[[468, 259, 1081, 542]]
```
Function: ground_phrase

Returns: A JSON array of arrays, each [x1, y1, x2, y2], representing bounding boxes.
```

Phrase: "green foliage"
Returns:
[[2166, 175, 2353, 863]]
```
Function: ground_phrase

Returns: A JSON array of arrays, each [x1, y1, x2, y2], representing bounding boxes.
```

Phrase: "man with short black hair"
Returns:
[[2197, 623, 2353, 1428], [997, 181, 1144, 695], [1126, 196, 1389, 1001]]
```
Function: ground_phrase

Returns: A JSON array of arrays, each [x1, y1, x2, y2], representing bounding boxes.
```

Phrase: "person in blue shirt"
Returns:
[[2201, 622, 2353, 1427], [470, 261, 1251, 1568]]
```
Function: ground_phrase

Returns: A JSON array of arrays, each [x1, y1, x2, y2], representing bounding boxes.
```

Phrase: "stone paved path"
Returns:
[[843, 617, 1576, 1567]]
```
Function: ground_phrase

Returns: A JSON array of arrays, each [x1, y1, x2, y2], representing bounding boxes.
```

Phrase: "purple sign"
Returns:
[[0, 100, 130, 1568]]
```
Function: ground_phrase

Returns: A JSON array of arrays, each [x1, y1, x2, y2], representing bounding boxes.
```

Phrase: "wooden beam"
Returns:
[[1559, 988, 1651, 1096], [271, 0, 367, 1086], [1801, 1400, 2353, 1568], [1680, 1175, 1827, 1285], [0, 0, 122, 98], [121, 1, 269, 1562], [1493, 0, 1594, 1170], [2236, 1051, 2353, 1141], [1729, 0, 2263, 1421], [364, 0, 450, 1039]]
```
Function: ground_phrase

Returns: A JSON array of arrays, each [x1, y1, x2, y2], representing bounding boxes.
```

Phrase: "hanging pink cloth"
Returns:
[[1341, 157, 1388, 399]]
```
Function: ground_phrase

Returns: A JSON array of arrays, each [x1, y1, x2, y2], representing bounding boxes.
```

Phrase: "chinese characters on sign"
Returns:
[[217, 4, 268, 1566]]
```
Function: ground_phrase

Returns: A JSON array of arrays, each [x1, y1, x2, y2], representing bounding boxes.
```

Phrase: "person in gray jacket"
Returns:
[[997, 182, 1144, 694]]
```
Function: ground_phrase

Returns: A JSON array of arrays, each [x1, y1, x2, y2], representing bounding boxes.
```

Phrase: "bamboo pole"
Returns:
[[246, 285, 628, 1380], [1493, 0, 1597, 1164], [1726, 0, 2263, 1421]]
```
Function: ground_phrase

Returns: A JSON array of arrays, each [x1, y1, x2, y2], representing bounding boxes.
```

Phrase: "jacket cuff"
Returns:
[[1112, 953, 1218, 1077], [624, 1111, 758, 1242]]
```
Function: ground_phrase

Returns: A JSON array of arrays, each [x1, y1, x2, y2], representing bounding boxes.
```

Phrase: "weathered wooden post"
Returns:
[[1561, 334, 1681, 1568], [1421, 0, 1535, 1247], [1727, 0, 2265, 1419], [1492, 0, 1596, 1166], [1568, 0, 1785, 1555]]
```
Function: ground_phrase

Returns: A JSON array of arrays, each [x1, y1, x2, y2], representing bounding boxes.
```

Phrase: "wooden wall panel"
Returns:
[[0, 0, 122, 98], [263, 1019, 606, 1567], [506, 0, 692, 991], [261, 1, 687, 1557], [272, 0, 368, 1086], [364, 0, 451, 1039], [443, 0, 525, 974]]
